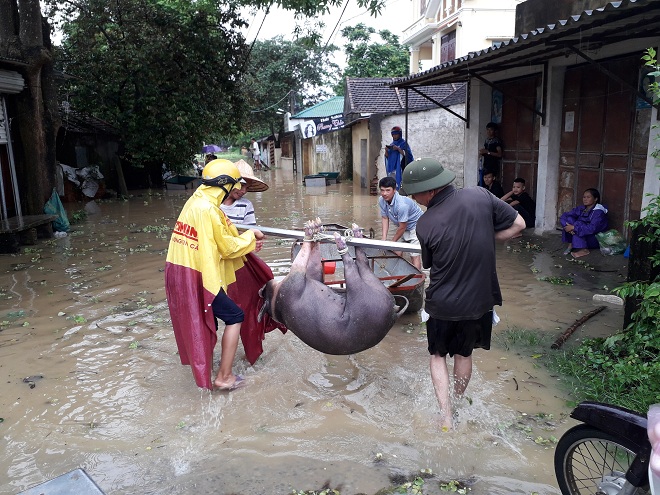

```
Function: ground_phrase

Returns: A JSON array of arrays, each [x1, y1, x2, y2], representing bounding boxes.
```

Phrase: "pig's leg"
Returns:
[[350, 224, 383, 292], [333, 231, 362, 292], [307, 220, 324, 283], [291, 218, 324, 282]]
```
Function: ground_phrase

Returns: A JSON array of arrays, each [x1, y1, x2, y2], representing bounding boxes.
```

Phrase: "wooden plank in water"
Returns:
[[234, 224, 422, 254], [0, 214, 57, 234]]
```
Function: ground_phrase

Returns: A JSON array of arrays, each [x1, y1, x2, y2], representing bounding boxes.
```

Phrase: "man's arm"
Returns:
[[391, 221, 408, 242], [494, 214, 526, 241], [381, 217, 390, 240], [501, 190, 514, 202]]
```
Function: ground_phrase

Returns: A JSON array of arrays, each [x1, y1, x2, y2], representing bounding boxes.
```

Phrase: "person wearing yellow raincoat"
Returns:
[[165, 159, 264, 390]]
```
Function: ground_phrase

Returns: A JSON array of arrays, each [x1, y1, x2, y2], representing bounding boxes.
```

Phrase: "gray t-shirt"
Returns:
[[416, 185, 518, 320]]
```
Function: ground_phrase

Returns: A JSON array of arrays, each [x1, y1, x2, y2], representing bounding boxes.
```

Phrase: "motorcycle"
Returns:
[[555, 401, 660, 495]]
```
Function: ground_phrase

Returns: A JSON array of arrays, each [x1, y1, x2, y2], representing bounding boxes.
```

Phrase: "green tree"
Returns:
[[237, 36, 340, 140], [52, 0, 248, 171], [334, 23, 409, 95], [2, 0, 387, 206]]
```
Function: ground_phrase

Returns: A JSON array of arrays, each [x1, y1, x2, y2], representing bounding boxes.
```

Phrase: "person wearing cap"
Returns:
[[384, 126, 414, 190], [401, 157, 526, 430], [165, 159, 265, 391], [220, 160, 269, 226]]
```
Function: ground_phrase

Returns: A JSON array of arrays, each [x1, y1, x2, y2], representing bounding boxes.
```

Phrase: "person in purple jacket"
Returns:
[[561, 188, 609, 258]]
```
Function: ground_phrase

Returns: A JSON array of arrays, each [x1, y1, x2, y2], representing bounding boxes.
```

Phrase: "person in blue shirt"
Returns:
[[384, 126, 414, 189], [378, 176, 422, 269]]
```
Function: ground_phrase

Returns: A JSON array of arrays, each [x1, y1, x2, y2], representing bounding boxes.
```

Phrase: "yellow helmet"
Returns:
[[201, 159, 243, 192]]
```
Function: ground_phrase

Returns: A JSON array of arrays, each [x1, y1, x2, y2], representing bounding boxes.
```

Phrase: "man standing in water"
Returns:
[[165, 159, 264, 390], [401, 158, 525, 430]]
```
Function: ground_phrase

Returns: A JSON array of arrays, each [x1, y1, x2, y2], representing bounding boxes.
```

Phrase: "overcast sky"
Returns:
[[241, 0, 413, 55]]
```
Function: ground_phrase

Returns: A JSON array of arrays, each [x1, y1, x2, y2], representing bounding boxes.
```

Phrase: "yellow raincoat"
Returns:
[[165, 185, 255, 389]]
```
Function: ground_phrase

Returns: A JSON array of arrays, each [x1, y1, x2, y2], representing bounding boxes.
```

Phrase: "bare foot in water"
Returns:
[[214, 375, 245, 391], [571, 249, 590, 258], [438, 413, 453, 432]]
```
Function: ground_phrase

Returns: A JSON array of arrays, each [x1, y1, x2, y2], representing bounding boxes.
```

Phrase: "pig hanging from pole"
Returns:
[[258, 218, 401, 354]]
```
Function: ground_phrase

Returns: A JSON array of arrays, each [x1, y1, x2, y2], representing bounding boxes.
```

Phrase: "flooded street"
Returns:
[[0, 167, 626, 495]]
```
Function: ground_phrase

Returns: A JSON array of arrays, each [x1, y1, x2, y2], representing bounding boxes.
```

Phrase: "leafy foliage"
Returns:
[[235, 36, 340, 141], [50, 0, 249, 171], [334, 23, 409, 95], [550, 48, 660, 412]]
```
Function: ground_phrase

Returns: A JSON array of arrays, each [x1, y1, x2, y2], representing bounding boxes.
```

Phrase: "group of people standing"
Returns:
[[164, 122, 610, 431]]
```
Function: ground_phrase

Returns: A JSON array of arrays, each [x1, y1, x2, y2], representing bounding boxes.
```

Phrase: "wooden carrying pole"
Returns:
[[551, 306, 607, 349]]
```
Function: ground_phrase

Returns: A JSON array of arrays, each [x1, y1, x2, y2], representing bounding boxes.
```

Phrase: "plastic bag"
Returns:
[[43, 188, 70, 232], [596, 229, 626, 255]]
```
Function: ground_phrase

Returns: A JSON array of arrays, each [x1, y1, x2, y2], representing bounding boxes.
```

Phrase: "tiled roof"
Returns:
[[392, 0, 660, 87], [60, 107, 119, 135], [292, 96, 344, 118], [345, 77, 466, 114]]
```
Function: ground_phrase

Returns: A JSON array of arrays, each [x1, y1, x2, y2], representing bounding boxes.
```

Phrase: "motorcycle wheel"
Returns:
[[555, 424, 648, 495]]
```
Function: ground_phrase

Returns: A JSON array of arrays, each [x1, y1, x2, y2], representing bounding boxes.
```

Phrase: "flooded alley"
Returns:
[[0, 167, 627, 495]]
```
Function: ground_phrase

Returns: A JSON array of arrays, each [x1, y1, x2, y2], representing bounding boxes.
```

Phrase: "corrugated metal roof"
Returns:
[[292, 96, 344, 118], [392, 0, 660, 87]]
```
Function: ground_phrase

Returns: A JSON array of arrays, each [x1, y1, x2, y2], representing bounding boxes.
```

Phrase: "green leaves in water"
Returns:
[[538, 276, 573, 285]]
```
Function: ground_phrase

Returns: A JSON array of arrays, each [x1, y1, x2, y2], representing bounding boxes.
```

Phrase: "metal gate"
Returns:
[[498, 75, 541, 198], [558, 55, 648, 235]]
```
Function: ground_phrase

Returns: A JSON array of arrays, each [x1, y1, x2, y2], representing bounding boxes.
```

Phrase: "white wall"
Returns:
[[378, 106, 467, 186]]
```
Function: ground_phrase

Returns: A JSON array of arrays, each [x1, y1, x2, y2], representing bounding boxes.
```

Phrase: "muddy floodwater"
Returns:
[[0, 167, 627, 495]]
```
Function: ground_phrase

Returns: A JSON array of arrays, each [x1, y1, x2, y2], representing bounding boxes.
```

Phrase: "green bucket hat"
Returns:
[[400, 158, 456, 196]]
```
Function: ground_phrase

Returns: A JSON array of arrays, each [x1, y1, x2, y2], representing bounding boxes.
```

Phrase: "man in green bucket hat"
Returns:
[[401, 158, 526, 430]]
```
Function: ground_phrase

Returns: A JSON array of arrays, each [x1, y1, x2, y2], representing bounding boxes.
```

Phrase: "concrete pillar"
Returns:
[[432, 33, 441, 67], [535, 63, 565, 233], [463, 79, 491, 188], [642, 104, 660, 215], [409, 47, 420, 75]]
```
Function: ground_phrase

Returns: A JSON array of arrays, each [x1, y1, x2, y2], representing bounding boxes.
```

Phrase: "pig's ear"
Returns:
[[257, 299, 270, 323]]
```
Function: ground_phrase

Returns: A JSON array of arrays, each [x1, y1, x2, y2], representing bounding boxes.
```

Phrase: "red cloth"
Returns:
[[228, 253, 287, 364], [165, 262, 217, 389]]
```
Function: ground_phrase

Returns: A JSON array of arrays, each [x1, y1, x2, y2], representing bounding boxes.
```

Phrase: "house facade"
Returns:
[[344, 78, 466, 189], [402, 0, 525, 74], [391, 0, 660, 237], [286, 96, 352, 179]]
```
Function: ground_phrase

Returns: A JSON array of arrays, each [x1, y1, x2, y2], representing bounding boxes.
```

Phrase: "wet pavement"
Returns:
[[0, 168, 627, 494]]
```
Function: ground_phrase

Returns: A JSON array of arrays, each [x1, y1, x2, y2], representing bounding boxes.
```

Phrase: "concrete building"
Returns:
[[402, 0, 525, 74], [286, 96, 352, 179], [343, 78, 466, 189], [391, 0, 660, 237]]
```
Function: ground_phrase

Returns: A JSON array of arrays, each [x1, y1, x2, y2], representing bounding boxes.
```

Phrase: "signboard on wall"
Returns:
[[301, 113, 346, 138]]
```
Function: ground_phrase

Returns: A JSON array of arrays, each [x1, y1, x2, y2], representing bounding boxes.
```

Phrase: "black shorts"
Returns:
[[427, 311, 493, 357], [211, 289, 244, 326]]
